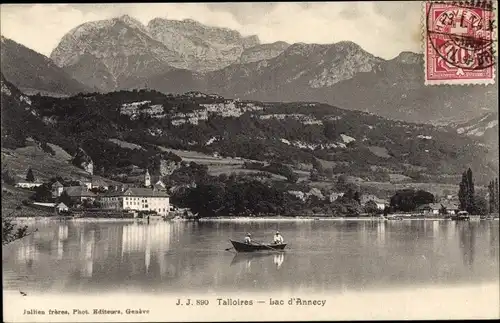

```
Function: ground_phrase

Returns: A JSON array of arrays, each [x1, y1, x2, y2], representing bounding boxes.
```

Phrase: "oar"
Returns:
[[225, 240, 236, 252]]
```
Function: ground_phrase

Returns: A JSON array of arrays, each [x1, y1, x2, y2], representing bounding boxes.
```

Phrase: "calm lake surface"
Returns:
[[2, 219, 499, 295]]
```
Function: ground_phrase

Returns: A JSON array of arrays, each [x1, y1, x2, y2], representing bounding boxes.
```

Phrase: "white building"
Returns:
[[99, 187, 170, 216], [144, 169, 151, 187], [31, 202, 69, 213], [51, 181, 64, 198], [78, 179, 92, 190], [361, 194, 387, 210], [153, 179, 166, 190], [329, 192, 345, 202], [15, 181, 43, 189], [56, 202, 69, 212]]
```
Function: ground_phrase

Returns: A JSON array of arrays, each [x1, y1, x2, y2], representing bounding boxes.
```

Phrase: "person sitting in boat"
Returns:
[[273, 231, 284, 244], [244, 233, 252, 244]]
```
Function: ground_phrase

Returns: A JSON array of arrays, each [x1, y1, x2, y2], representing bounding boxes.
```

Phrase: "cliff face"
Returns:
[[239, 41, 291, 64], [147, 18, 260, 71], [72, 148, 94, 175]]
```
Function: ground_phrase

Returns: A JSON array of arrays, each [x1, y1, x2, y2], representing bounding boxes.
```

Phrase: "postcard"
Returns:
[[1, 1, 499, 322]]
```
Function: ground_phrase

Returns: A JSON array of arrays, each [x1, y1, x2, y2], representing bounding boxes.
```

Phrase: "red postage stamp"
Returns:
[[424, 0, 496, 85]]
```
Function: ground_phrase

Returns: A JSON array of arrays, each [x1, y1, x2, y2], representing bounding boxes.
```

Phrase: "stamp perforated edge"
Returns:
[[422, 0, 497, 86]]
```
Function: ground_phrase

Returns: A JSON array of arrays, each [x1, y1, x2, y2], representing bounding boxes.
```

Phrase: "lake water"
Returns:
[[3, 218, 499, 296]]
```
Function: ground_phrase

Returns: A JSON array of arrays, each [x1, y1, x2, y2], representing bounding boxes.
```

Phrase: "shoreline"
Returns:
[[9, 216, 498, 223], [197, 216, 484, 222]]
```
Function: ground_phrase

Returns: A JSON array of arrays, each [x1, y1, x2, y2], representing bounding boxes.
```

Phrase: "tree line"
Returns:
[[458, 168, 490, 215], [488, 178, 499, 214]]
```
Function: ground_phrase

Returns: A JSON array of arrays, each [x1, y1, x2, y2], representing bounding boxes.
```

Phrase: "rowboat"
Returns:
[[229, 240, 287, 252]]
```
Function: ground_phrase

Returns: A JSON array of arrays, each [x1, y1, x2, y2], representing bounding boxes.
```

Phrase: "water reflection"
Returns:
[[458, 222, 476, 268], [230, 252, 286, 271], [17, 240, 39, 264], [2, 219, 499, 295], [376, 221, 386, 246], [273, 253, 285, 269], [56, 224, 68, 260]]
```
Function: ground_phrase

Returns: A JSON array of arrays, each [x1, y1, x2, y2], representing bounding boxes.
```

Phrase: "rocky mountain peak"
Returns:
[[284, 43, 326, 56], [114, 14, 148, 34], [147, 17, 259, 47], [147, 17, 260, 71], [241, 35, 260, 49], [239, 41, 290, 64], [334, 40, 363, 51]]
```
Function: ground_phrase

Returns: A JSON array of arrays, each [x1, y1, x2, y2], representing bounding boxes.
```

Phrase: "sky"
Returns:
[[0, 2, 422, 59]]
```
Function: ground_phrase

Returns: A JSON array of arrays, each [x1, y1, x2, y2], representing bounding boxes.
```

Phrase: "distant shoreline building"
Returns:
[[63, 186, 97, 203], [98, 170, 170, 216], [361, 194, 387, 210], [51, 181, 64, 198], [99, 187, 170, 216]]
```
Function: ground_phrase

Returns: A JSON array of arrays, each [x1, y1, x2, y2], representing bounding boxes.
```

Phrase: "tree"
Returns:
[[58, 191, 74, 207], [391, 189, 416, 212], [31, 183, 53, 202], [336, 175, 348, 191], [439, 204, 448, 215], [344, 188, 355, 200], [353, 191, 361, 204], [474, 195, 488, 215], [311, 158, 324, 174], [414, 190, 435, 205], [364, 200, 378, 214], [496, 178, 500, 213], [2, 209, 37, 245], [26, 168, 35, 182], [82, 199, 94, 209], [3, 217, 28, 245], [458, 171, 468, 211], [323, 167, 334, 179], [390, 189, 434, 212], [309, 168, 320, 181], [331, 199, 362, 217], [488, 178, 499, 214], [488, 179, 495, 213], [459, 168, 476, 214], [466, 168, 475, 214], [286, 171, 299, 184]]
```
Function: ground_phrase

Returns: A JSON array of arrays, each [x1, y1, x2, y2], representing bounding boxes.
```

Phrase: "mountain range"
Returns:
[[0, 15, 498, 125]]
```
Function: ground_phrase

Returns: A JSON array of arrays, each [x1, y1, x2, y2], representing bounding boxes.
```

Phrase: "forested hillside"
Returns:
[[24, 88, 498, 185]]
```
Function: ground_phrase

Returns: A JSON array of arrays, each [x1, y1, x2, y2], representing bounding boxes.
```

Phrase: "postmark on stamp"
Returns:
[[424, 0, 497, 85]]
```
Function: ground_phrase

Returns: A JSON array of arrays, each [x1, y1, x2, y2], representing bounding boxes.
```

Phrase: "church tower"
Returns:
[[144, 169, 151, 187]]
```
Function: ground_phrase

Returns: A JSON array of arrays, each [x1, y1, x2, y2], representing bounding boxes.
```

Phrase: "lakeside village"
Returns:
[[11, 168, 172, 220], [6, 157, 500, 221]]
